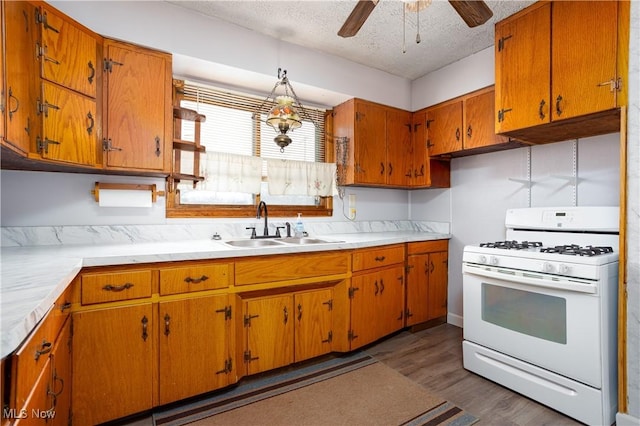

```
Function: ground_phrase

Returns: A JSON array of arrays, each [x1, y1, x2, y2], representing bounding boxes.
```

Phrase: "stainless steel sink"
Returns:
[[277, 237, 343, 245], [224, 239, 284, 248]]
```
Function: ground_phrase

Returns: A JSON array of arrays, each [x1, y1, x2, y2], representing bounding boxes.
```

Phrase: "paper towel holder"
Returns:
[[92, 182, 166, 203]]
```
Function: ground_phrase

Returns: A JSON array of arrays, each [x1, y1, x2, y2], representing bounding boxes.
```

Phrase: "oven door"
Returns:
[[462, 263, 602, 388]]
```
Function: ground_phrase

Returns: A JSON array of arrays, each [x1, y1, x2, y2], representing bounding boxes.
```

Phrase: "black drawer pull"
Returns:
[[102, 283, 134, 292], [184, 275, 209, 284]]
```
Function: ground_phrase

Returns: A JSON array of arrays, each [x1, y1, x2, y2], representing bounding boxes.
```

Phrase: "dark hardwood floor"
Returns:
[[120, 323, 583, 425], [365, 324, 583, 426]]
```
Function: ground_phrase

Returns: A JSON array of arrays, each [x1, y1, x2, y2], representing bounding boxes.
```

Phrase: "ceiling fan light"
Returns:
[[404, 0, 431, 14]]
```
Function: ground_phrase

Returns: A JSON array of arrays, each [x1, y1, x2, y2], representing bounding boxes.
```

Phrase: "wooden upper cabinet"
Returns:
[[386, 108, 412, 187], [410, 110, 428, 186], [551, 1, 618, 121], [464, 88, 508, 150], [2, 1, 40, 155], [38, 4, 98, 99], [332, 98, 412, 187], [103, 39, 172, 173], [495, 2, 551, 134], [495, 1, 625, 138], [39, 81, 97, 165], [426, 100, 463, 156], [352, 100, 386, 185]]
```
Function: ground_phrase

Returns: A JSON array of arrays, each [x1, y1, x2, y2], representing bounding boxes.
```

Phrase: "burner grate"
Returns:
[[480, 240, 543, 250], [540, 245, 614, 256]]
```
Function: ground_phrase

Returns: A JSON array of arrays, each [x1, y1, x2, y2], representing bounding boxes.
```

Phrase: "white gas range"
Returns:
[[462, 206, 619, 426]]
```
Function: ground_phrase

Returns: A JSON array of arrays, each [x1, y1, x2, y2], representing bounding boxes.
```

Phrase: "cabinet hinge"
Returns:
[[37, 136, 60, 154], [497, 34, 513, 52], [216, 305, 232, 320], [244, 350, 259, 363], [244, 314, 259, 327], [426, 119, 434, 129], [322, 331, 333, 343], [348, 330, 358, 341], [348, 287, 359, 299], [405, 264, 414, 274], [216, 357, 233, 374], [35, 9, 60, 33], [103, 58, 124, 73], [322, 299, 333, 311]]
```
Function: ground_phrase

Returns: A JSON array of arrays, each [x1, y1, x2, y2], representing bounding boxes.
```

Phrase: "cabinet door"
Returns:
[[38, 5, 97, 98], [427, 251, 448, 320], [551, 1, 618, 121], [48, 319, 71, 426], [406, 253, 430, 326], [464, 89, 508, 150], [375, 265, 405, 337], [3, 1, 39, 155], [350, 273, 379, 349], [104, 40, 170, 172], [39, 82, 97, 165], [353, 101, 387, 185], [159, 295, 231, 405], [294, 289, 333, 362], [244, 295, 293, 375], [410, 111, 429, 187], [14, 320, 71, 426], [72, 304, 154, 425], [386, 109, 412, 186], [426, 101, 462, 156], [495, 3, 550, 133]]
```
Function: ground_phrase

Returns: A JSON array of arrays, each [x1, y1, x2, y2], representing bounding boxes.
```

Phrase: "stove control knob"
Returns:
[[542, 262, 555, 273], [478, 255, 487, 264], [559, 264, 571, 275], [489, 256, 499, 266]]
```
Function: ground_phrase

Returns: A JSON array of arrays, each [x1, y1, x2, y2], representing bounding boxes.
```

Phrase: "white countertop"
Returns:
[[0, 231, 449, 359]]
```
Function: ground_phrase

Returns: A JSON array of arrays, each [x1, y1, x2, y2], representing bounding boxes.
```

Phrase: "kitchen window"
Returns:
[[167, 80, 334, 218]]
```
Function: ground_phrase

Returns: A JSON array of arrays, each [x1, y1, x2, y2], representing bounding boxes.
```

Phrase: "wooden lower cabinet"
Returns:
[[158, 295, 233, 405], [242, 288, 334, 375], [14, 319, 71, 426], [350, 265, 405, 348], [72, 304, 154, 425], [406, 241, 449, 325], [243, 295, 294, 375], [294, 288, 333, 362]]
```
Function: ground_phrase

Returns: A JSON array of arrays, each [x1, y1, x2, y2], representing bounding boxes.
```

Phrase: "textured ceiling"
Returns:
[[167, 0, 535, 81]]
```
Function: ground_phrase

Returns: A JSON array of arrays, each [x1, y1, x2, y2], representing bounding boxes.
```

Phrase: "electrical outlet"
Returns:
[[348, 194, 356, 220]]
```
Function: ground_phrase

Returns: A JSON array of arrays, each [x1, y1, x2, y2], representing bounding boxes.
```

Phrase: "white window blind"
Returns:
[[175, 81, 327, 206]]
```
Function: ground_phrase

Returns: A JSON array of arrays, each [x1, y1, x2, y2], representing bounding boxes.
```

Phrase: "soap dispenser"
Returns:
[[294, 213, 305, 238]]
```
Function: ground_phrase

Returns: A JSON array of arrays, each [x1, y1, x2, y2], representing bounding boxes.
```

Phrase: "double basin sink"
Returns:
[[224, 237, 342, 248]]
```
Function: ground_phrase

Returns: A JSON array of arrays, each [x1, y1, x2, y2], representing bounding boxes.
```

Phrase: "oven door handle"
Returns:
[[462, 264, 597, 294]]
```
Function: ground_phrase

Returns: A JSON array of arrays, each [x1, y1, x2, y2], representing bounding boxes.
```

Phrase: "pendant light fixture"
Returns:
[[255, 68, 315, 152]]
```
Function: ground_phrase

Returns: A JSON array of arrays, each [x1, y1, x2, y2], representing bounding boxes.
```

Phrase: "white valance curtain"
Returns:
[[183, 152, 337, 197], [267, 159, 336, 197], [198, 152, 263, 194]]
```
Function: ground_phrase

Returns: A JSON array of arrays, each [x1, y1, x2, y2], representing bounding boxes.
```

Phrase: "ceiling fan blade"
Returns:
[[448, 0, 493, 27], [338, 0, 379, 38]]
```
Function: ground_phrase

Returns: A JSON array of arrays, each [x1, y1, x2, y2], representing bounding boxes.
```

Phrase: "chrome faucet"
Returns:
[[256, 201, 269, 238]]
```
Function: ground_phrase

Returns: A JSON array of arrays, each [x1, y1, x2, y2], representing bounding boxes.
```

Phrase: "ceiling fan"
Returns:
[[338, 0, 494, 38]]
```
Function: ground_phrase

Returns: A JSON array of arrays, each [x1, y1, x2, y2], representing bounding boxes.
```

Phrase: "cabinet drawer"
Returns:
[[159, 263, 231, 295], [407, 240, 449, 255], [352, 244, 405, 271], [81, 270, 152, 305], [235, 252, 348, 286]]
